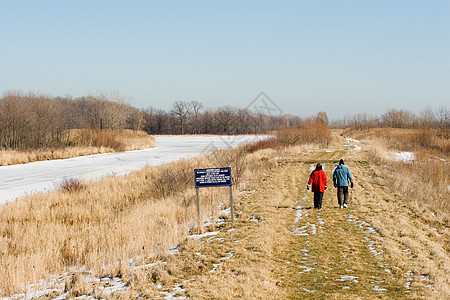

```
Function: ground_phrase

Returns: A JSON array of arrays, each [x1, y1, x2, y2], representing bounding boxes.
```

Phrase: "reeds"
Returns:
[[0, 143, 277, 296], [352, 128, 449, 225], [247, 122, 331, 153], [0, 130, 155, 166]]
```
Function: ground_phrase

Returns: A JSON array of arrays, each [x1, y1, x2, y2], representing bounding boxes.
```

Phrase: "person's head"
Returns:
[[315, 163, 322, 171], [339, 159, 344, 165]]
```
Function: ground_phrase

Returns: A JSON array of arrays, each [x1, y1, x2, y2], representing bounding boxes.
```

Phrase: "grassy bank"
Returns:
[[345, 128, 449, 225], [0, 129, 155, 166], [0, 125, 331, 295], [0, 140, 279, 295]]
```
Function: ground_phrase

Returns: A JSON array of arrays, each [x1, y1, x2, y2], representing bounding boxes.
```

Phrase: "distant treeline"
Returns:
[[335, 107, 449, 131], [0, 92, 311, 149], [0, 92, 139, 149], [3, 91, 446, 150]]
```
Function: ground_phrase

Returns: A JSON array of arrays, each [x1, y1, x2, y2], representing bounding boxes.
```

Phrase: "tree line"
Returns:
[[143, 100, 308, 135], [0, 92, 141, 149], [3, 90, 446, 151], [332, 107, 449, 132], [0, 92, 306, 150]]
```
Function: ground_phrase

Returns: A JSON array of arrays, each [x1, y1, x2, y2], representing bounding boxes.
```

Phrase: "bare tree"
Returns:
[[128, 108, 145, 130], [190, 101, 204, 134], [143, 107, 172, 134], [316, 111, 329, 125], [171, 101, 192, 134], [381, 109, 415, 128], [0, 92, 68, 149], [419, 107, 435, 129], [215, 106, 237, 134]]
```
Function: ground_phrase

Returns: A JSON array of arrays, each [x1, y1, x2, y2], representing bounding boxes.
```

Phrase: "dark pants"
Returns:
[[337, 186, 349, 206], [314, 192, 323, 209]]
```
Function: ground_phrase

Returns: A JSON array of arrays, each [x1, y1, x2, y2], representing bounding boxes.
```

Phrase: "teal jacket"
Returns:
[[333, 164, 353, 187]]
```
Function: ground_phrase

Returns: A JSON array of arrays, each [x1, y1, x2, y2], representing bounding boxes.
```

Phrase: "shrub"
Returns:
[[248, 122, 332, 152], [246, 137, 278, 153], [73, 129, 125, 151], [56, 178, 84, 193]]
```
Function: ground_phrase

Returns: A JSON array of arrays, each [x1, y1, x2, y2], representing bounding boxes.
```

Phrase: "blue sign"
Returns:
[[194, 167, 232, 188]]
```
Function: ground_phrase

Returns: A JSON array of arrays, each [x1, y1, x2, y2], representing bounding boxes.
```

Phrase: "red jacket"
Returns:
[[308, 170, 327, 193]]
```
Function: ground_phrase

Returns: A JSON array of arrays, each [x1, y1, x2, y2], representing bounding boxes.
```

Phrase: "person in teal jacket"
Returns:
[[333, 159, 354, 208]]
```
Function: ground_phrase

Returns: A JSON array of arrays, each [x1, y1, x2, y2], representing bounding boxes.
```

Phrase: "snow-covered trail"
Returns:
[[0, 135, 262, 204]]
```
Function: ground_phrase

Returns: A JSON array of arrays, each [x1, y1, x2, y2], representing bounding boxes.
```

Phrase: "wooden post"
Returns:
[[196, 187, 201, 232], [229, 185, 234, 223]]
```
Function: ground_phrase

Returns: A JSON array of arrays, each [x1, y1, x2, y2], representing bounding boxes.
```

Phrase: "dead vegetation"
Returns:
[[0, 138, 276, 296], [247, 121, 332, 153], [346, 128, 449, 225], [0, 129, 155, 166], [1, 128, 448, 299]]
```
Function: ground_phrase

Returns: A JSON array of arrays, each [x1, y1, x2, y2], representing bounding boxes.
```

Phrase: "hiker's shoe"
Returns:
[[343, 203, 348, 208], [340, 205, 343, 209]]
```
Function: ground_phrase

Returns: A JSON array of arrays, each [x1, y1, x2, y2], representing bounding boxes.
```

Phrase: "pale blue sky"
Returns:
[[1, 0, 449, 119]]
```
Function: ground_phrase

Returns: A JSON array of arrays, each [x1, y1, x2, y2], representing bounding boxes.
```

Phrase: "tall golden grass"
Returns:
[[0, 143, 277, 296], [348, 128, 449, 225], [247, 122, 331, 153], [347, 128, 449, 156], [0, 130, 155, 166]]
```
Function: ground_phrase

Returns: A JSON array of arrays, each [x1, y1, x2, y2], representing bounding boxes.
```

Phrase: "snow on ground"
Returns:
[[0, 135, 265, 204], [385, 151, 415, 163], [394, 152, 415, 163], [345, 138, 361, 150], [345, 138, 360, 144]]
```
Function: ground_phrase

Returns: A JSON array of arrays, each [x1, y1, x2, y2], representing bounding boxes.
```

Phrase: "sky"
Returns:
[[1, 0, 449, 119]]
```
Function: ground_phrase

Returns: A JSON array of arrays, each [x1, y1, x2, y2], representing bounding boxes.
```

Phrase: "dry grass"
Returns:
[[0, 130, 155, 166], [55, 178, 85, 193], [246, 122, 331, 154], [0, 142, 277, 296], [346, 128, 449, 225], [2, 131, 447, 298], [276, 122, 331, 148], [347, 128, 450, 156], [344, 149, 450, 299], [156, 143, 439, 299]]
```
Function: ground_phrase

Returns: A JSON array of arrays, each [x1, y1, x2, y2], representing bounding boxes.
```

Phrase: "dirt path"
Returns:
[[156, 136, 448, 299], [279, 157, 406, 299]]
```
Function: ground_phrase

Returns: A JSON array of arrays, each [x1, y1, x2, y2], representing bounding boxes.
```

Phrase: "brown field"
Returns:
[[345, 128, 449, 225], [0, 129, 155, 166], [0, 129, 448, 299]]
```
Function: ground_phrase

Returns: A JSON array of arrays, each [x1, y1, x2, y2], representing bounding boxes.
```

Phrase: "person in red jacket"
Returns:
[[307, 163, 327, 210]]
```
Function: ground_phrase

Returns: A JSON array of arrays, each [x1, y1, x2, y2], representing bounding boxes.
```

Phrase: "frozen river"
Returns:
[[0, 135, 263, 204]]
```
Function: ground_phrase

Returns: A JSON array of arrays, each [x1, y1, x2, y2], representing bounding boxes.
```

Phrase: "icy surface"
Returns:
[[0, 135, 264, 204]]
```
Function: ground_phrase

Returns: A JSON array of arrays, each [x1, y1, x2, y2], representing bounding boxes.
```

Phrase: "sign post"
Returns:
[[196, 187, 201, 229], [229, 185, 234, 222], [194, 167, 233, 229]]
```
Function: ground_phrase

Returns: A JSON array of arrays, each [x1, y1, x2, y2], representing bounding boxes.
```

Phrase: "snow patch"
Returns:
[[187, 231, 220, 240], [346, 138, 360, 144], [159, 283, 186, 299], [298, 265, 314, 273], [419, 274, 430, 281], [337, 275, 359, 283], [385, 151, 415, 163], [405, 270, 414, 290], [372, 285, 387, 292]]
